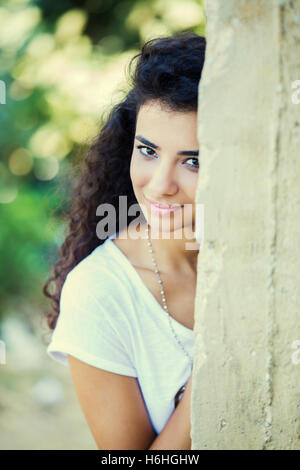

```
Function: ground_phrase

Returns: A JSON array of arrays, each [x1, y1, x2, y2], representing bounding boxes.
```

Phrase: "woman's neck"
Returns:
[[137, 222, 199, 276]]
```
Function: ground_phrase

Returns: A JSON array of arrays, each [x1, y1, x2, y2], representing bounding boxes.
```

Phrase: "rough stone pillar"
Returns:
[[191, 0, 300, 450]]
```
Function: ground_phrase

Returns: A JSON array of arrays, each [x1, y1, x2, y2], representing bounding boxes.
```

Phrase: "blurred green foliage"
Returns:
[[0, 0, 205, 324]]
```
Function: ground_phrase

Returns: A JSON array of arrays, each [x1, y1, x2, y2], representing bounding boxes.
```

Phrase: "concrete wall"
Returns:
[[192, 0, 300, 450]]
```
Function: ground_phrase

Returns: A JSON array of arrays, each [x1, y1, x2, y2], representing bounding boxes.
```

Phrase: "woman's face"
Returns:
[[130, 100, 199, 235]]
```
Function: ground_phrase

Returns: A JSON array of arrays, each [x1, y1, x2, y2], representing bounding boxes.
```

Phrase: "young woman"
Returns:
[[44, 32, 206, 450]]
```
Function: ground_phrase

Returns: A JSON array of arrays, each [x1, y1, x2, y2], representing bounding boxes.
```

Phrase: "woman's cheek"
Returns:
[[130, 155, 150, 188]]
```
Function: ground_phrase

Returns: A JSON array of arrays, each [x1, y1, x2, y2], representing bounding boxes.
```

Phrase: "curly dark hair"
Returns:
[[43, 31, 206, 331]]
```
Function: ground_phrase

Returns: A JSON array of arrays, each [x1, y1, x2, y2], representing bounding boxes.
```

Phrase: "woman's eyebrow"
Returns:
[[135, 135, 199, 156]]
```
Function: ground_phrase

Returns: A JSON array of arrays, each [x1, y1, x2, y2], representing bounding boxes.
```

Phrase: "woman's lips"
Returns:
[[150, 205, 181, 216], [145, 196, 181, 208], [145, 197, 182, 216]]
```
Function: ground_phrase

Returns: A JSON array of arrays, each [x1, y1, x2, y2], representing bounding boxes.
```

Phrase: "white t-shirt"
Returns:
[[47, 232, 194, 434]]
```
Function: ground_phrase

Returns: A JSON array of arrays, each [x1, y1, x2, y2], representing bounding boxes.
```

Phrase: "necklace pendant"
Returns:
[[174, 384, 186, 408]]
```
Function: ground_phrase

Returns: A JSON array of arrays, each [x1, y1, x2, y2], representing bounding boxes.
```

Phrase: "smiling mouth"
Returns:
[[144, 196, 182, 209]]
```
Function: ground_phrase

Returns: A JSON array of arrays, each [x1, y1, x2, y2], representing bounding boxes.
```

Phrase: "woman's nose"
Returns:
[[148, 159, 178, 195]]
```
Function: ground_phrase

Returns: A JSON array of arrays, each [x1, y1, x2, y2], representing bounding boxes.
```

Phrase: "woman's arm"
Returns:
[[67, 354, 156, 449], [68, 354, 192, 450], [148, 374, 192, 450]]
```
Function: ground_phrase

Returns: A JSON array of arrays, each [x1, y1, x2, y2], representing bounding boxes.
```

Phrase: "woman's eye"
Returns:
[[136, 146, 199, 171], [136, 145, 157, 158], [185, 158, 199, 170]]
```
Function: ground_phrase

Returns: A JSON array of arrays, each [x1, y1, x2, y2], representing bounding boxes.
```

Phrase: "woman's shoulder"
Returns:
[[57, 252, 135, 343], [61, 226, 148, 313], [62, 238, 128, 301], [112, 223, 151, 271]]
